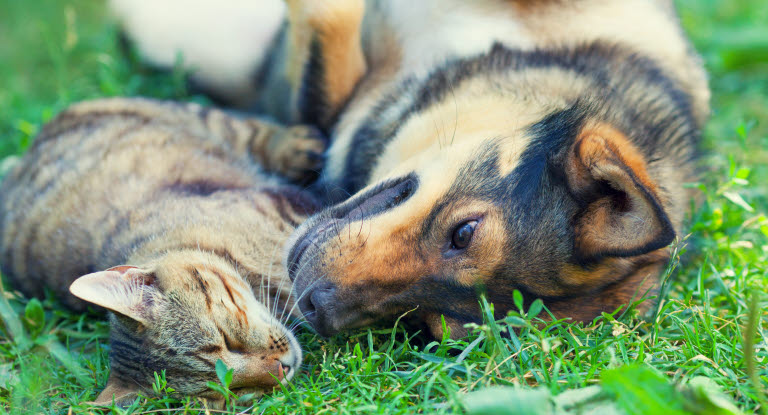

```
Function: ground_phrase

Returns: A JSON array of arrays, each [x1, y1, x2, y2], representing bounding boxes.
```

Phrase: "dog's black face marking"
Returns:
[[292, 99, 684, 338], [289, 107, 581, 336], [290, 40, 697, 338], [323, 42, 698, 200]]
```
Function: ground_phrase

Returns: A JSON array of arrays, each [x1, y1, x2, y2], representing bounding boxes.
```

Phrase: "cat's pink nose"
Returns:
[[277, 362, 285, 381]]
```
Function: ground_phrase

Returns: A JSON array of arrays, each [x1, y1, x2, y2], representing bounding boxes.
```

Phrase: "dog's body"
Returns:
[[114, 0, 709, 337]]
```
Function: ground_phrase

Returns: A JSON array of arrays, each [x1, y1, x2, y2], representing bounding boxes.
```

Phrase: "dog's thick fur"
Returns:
[[115, 0, 709, 338]]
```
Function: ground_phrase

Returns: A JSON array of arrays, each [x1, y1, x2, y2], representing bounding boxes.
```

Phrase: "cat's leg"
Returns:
[[57, 97, 326, 183], [259, 0, 366, 129], [168, 103, 327, 183], [238, 119, 326, 183]]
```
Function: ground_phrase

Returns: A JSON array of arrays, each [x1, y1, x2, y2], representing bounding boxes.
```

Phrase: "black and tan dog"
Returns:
[[114, 0, 710, 337]]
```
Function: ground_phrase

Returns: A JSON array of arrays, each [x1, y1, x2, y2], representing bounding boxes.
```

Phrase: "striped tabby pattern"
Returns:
[[0, 97, 323, 404]]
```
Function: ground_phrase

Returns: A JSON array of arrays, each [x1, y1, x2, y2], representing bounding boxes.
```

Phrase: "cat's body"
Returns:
[[0, 98, 324, 404]]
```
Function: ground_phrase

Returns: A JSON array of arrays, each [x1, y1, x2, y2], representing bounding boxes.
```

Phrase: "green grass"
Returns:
[[0, 0, 766, 413]]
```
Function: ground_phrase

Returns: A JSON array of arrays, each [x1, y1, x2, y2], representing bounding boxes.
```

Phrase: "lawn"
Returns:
[[0, 0, 766, 414]]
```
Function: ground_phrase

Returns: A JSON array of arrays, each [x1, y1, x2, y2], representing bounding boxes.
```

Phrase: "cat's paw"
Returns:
[[272, 125, 327, 184]]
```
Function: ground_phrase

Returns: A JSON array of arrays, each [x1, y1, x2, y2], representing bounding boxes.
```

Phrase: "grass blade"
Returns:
[[744, 290, 767, 415]]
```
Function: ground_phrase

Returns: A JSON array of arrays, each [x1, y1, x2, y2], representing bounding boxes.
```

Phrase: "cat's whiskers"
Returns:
[[277, 247, 329, 325], [267, 241, 288, 319], [275, 242, 325, 317], [279, 269, 331, 328], [287, 317, 311, 333]]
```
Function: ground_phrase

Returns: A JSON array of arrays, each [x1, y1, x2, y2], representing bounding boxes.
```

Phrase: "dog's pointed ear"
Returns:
[[565, 123, 676, 261], [69, 265, 159, 324]]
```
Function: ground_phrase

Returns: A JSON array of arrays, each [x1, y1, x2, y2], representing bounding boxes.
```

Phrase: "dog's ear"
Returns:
[[565, 123, 675, 261]]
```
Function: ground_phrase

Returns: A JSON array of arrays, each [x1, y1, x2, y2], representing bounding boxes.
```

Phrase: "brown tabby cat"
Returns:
[[0, 97, 324, 405]]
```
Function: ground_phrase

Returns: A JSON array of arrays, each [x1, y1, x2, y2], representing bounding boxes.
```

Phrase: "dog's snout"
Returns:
[[288, 174, 420, 335], [310, 284, 336, 314], [298, 282, 338, 337]]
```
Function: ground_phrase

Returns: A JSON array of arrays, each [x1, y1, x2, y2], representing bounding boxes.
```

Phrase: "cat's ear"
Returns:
[[69, 265, 159, 324], [88, 374, 141, 407]]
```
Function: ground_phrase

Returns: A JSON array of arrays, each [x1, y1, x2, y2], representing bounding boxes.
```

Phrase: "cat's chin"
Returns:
[[233, 387, 267, 400], [85, 392, 139, 408], [233, 387, 267, 405], [199, 388, 268, 410], [84, 387, 268, 410]]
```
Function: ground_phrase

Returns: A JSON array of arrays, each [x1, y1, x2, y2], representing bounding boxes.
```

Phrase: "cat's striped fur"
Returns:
[[0, 98, 323, 404]]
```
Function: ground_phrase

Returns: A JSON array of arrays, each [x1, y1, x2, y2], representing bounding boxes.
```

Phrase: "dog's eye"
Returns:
[[451, 221, 477, 250]]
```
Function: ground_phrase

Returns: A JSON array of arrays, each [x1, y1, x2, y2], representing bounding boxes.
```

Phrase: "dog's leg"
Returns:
[[283, 0, 367, 129]]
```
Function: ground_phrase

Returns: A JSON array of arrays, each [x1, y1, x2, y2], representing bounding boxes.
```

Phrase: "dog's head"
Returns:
[[288, 57, 691, 338]]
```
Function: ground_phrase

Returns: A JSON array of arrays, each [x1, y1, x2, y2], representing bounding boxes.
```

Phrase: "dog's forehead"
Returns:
[[453, 107, 584, 191], [334, 105, 585, 245], [364, 72, 560, 185], [413, 106, 588, 243], [357, 130, 543, 233]]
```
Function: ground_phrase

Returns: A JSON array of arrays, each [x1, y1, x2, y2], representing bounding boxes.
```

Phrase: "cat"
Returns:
[[0, 97, 325, 405]]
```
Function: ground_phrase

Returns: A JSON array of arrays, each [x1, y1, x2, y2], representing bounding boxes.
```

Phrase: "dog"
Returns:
[[113, 0, 710, 338]]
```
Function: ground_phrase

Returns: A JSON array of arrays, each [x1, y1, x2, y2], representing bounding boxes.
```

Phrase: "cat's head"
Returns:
[[70, 250, 301, 405]]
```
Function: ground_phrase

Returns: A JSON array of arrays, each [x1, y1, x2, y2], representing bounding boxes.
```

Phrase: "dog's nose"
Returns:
[[298, 282, 338, 336]]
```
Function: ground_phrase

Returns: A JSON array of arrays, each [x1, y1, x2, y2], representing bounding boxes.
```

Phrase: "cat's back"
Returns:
[[0, 98, 264, 303]]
